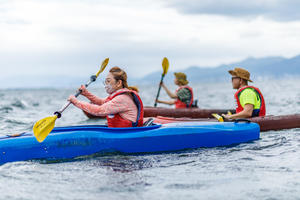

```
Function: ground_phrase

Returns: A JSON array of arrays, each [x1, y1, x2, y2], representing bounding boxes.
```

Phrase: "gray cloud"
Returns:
[[1, 0, 300, 89], [166, 0, 300, 21]]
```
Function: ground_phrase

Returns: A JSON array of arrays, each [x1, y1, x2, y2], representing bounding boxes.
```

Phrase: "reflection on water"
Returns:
[[0, 79, 300, 199]]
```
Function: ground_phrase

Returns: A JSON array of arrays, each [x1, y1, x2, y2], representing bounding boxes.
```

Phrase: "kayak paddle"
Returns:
[[33, 58, 109, 143], [212, 113, 224, 122], [154, 57, 169, 107], [212, 111, 232, 122]]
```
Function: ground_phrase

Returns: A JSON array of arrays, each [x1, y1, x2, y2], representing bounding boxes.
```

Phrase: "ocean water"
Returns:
[[0, 79, 300, 200]]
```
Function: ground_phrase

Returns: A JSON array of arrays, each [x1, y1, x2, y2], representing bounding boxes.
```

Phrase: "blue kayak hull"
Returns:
[[0, 122, 260, 164]]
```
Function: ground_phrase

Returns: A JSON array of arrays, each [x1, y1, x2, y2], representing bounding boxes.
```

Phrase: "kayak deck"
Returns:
[[152, 114, 300, 131]]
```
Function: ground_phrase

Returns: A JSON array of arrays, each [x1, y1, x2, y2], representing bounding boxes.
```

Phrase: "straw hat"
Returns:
[[174, 72, 189, 85], [228, 67, 253, 82]]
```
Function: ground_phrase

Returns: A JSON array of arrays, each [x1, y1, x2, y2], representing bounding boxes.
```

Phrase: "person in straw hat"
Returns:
[[222, 67, 266, 120], [156, 72, 195, 109]]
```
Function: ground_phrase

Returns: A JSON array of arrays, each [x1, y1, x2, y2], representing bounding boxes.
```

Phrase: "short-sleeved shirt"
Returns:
[[177, 88, 192, 104], [239, 88, 261, 109]]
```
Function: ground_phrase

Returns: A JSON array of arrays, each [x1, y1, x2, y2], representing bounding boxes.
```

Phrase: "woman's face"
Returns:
[[174, 78, 179, 85], [104, 73, 122, 94]]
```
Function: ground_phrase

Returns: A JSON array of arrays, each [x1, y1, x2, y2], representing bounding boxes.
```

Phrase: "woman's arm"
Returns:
[[79, 85, 106, 105], [161, 83, 177, 99], [68, 94, 131, 117], [156, 99, 176, 105], [83, 91, 106, 105]]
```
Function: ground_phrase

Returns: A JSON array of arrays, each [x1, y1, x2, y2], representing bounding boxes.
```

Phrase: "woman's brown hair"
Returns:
[[109, 67, 139, 92]]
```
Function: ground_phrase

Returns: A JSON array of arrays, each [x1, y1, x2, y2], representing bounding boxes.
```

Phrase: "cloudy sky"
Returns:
[[1, 0, 300, 81]]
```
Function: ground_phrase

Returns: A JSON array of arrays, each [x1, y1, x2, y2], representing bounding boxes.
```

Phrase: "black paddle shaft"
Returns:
[[154, 75, 165, 107], [54, 75, 97, 118]]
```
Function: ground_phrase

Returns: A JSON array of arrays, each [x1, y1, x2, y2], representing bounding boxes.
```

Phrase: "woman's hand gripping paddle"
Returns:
[[33, 58, 109, 142], [154, 57, 169, 107]]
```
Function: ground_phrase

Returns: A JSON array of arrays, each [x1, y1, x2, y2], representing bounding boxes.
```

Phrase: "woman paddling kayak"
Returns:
[[156, 72, 195, 109], [68, 67, 144, 128]]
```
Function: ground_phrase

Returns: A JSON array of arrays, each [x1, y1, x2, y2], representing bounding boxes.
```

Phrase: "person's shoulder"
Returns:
[[240, 87, 256, 97], [113, 92, 134, 102], [178, 87, 190, 93]]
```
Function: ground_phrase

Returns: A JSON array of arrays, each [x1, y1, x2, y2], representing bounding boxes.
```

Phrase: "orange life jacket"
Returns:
[[175, 86, 194, 109], [234, 86, 266, 117], [105, 89, 144, 127]]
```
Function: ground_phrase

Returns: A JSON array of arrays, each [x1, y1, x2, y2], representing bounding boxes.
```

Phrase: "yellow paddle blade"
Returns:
[[162, 57, 169, 76], [212, 113, 224, 122], [96, 58, 109, 77], [33, 115, 58, 143], [227, 111, 232, 115]]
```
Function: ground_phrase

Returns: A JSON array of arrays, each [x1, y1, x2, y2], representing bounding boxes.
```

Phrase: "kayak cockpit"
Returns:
[[51, 124, 162, 134]]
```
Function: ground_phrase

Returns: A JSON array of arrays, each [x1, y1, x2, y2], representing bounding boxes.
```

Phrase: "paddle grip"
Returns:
[[75, 90, 81, 98], [90, 75, 97, 82], [54, 111, 62, 118]]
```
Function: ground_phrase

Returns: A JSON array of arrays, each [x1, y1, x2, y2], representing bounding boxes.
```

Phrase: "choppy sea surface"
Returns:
[[0, 79, 300, 200]]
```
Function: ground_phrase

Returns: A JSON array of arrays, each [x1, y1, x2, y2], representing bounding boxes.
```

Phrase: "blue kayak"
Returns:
[[0, 121, 260, 164]]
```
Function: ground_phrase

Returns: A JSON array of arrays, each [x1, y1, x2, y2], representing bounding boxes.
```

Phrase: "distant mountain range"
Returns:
[[134, 55, 300, 84], [1, 55, 300, 88]]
